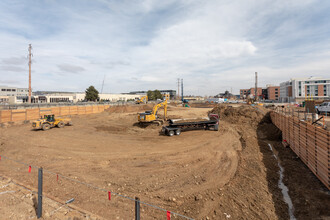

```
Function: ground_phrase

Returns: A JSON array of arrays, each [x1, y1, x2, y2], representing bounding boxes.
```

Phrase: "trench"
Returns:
[[267, 143, 296, 220]]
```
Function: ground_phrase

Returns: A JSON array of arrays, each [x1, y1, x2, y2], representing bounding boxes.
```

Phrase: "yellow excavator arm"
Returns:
[[138, 100, 167, 124], [136, 95, 148, 104], [152, 100, 167, 120]]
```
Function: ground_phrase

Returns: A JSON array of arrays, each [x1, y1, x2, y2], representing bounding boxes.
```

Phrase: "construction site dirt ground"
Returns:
[[0, 105, 329, 219]]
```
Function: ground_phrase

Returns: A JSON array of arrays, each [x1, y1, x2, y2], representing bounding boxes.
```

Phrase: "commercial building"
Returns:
[[239, 88, 263, 99], [279, 77, 330, 102], [1, 86, 146, 104], [267, 85, 280, 101], [0, 86, 29, 97], [0, 96, 9, 103], [0, 86, 29, 104], [129, 90, 176, 99]]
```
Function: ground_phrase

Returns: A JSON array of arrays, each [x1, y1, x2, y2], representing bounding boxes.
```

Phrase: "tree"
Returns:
[[85, 86, 99, 101], [154, 90, 163, 100], [147, 90, 163, 100], [147, 90, 153, 100]]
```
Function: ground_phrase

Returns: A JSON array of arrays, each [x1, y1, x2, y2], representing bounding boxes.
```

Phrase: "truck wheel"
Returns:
[[214, 124, 219, 131], [42, 124, 50, 131], [168, 130, 175, 136], [175, 129, 181, 135], [57, 121, 65, 128]]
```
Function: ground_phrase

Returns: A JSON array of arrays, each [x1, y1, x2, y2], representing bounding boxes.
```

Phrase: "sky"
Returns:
[[0, 0, 330, 96]]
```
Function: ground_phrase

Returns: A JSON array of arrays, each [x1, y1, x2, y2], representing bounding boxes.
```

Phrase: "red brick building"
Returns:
[[239, 89, 249, 99], [240, 88, 263, 99], [267, 86, 280, 100]]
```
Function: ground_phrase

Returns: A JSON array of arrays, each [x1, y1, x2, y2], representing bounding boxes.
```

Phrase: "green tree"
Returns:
[[154, 90, 163, 100], [85, 86, 99, 101], [147, 90, 153, 100]]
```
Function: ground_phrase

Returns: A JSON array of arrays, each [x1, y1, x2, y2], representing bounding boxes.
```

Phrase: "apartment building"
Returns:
[[239, 89, 249, 99], [279, 77, 330, 102], [240, 88, 263, 99], [267, 85, 280, 101]]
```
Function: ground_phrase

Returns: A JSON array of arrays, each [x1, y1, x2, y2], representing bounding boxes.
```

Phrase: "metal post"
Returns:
[[135, 197, 140, 220], [37, 167, 43, 218]]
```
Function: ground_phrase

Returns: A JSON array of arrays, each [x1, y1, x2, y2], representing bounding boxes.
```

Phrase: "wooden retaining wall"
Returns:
[[270, 111, 329, 190], [0, 105, 110, 123]]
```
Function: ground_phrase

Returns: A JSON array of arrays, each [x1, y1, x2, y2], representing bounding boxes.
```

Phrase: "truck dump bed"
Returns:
[[168, 118, 217, 126]]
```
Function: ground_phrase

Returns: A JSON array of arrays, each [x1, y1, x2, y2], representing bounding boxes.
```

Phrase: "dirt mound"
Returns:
[[189, 103, 217, 108], [209, 105, 269, 127], [105, 104, 154, 113]]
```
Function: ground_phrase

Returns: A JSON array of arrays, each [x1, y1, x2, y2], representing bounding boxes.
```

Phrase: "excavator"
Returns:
[[138, 100, 167, 125], [163, 94, 170, 102], [135, 95, 148, 104]]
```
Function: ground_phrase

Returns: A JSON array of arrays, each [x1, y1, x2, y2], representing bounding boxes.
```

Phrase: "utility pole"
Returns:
[[101, 74, 105, 94], [28, 44, 32, 103], [177, 78, 180, 100], [181, 79, 183, 102], [255, 72, 258, 101]]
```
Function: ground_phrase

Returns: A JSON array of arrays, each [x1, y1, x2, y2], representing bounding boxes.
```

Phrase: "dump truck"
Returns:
[[32, 114, 72, 131], [161, 114, 219, 136]]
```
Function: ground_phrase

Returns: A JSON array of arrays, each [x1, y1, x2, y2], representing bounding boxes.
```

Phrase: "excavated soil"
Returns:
[[0, 104, 329, 219]]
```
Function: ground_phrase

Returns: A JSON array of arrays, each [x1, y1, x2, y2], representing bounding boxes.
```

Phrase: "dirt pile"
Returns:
[[209, 105, 269, 127]]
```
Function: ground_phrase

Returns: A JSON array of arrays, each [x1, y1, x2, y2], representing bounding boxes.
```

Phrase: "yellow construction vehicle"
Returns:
[[138, 100, 167, 125], [163, 94, 170, 101], [32, 114, 72, 131], [135, 95, 148, 104]]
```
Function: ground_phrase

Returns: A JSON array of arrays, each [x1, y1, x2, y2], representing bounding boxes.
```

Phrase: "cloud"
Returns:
[[2, 56, 27, 65], [0, 0, 329, 94], [0, 65, 26, 72], [57, 64, 85, 73]]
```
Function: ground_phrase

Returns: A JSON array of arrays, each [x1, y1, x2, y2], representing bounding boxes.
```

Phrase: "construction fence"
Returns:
[[0, 105, 111, 123], [270, 111, 329, 190]]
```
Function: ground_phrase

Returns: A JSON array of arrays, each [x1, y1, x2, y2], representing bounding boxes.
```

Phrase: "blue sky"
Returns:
[[0, 0, 330, 95]]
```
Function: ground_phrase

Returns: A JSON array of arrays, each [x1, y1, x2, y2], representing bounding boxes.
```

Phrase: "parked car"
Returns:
[[317, 102, 330, 114]]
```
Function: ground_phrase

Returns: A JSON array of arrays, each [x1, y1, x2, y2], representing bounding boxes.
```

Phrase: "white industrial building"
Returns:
[[0, 85, 146, 104], [0, 86, 29, 104]]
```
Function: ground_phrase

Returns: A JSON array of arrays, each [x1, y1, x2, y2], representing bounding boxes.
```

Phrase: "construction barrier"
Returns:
[[270, 111, 329, 190], [0, 105, 111, 124]]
